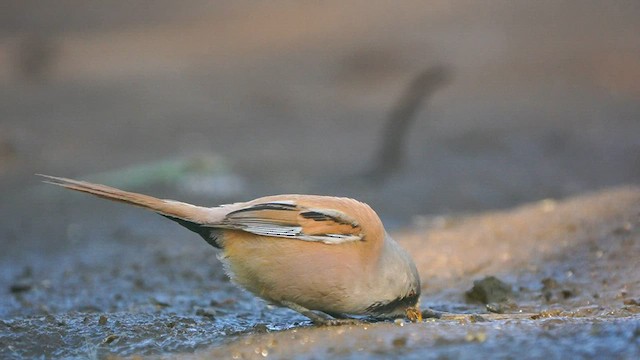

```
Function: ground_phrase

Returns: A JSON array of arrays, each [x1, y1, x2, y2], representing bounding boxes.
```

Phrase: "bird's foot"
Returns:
[[281, 300, 363, 326], [313, 317, 363, 326]]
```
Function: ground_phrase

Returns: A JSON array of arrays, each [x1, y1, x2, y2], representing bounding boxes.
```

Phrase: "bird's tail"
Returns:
[[38, 174, 223, 245]]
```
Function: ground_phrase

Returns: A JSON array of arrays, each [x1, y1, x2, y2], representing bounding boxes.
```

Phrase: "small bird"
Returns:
[[40, 175, 422, 325]]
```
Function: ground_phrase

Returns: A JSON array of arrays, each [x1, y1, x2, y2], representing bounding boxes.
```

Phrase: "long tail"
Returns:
[[38, 174, 223, 246]]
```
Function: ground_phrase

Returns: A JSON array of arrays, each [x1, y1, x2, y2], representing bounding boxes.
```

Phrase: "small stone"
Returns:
[[102, 334, 118, 344], [561, 289, 575, 299], [468, 314, 489, 322], [195, 307, 216, 319], [392, 336, 407, 348], [253, 323, 269, 333], [98, 315, 108, 325], [150, 297, 170, 308], [466, 276, 513, 304], [421, 308, 442, 319], [486, 303, 505, 313], [9, 281, 32, 294], [541, 278, 559, 290], [623, 298, 640, 306]]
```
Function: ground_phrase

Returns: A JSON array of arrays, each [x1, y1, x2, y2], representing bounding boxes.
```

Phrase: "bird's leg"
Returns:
[[323, 311, 351, 319], [280, 301, 362, 326]]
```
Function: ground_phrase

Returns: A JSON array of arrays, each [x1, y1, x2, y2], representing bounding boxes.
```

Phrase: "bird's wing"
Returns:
[[215, 200, 364, 244]]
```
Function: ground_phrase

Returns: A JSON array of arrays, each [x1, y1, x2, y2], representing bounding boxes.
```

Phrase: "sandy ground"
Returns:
[[1, 1, 640, 358]]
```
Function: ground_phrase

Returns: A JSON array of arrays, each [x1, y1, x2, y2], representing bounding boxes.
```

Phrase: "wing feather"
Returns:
[[215, 202, 364, 244]]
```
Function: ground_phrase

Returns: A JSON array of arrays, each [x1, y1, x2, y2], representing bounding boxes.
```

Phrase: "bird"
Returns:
[[39, 174, 422, 326]]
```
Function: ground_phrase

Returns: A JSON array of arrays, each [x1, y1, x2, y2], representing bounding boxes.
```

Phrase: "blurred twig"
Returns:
[[366, 65, 451, 181]]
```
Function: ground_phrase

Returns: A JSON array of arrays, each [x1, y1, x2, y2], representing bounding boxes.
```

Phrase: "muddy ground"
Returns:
[[1, 1, 640, 359]]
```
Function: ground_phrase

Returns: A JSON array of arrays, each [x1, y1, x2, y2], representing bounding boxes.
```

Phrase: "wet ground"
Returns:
[[1, 1, 640, 359], [1, 186, 639, 359]]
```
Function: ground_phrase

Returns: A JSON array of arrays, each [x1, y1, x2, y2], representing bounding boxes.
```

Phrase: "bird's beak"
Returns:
[[405, 305, 422, 322]]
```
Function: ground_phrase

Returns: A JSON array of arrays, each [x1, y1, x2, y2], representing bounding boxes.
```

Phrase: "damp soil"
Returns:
[[1, 187, 639, 359]]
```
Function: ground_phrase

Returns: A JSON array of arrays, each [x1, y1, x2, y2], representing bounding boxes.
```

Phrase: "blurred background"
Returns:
[[1, 1, 639, 219], [1, 1, 640, 357]]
